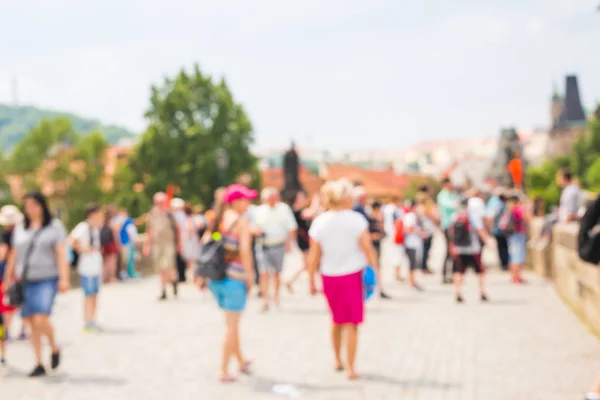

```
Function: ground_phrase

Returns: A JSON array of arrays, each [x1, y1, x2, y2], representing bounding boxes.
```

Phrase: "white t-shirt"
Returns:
[[468, 197, 486, 225], [70, 221, 103, 277], [382, 204, 401, 237], [253, 202, 297, 245], [309, 210, 368, 277], [403, 212, 423, 249]]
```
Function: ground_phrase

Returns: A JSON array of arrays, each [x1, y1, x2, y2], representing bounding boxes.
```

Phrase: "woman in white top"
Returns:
[[307, 180, 379, 380]]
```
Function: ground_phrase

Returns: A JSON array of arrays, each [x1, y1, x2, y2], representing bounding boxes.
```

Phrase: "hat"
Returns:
[[170, 198, 185, 209], [223, 184, 257, 204], [0, 205, 23, 226]]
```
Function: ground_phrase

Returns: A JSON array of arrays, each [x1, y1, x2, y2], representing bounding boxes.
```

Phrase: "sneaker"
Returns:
[[29, 365, 47, 377], [1, 357, 6, 366], [380, 292, 392, 299], [159, 291, 167, 301], [456, 295, 464, 303], [480, 293, 489, 302], [51, 350, 60, 370]]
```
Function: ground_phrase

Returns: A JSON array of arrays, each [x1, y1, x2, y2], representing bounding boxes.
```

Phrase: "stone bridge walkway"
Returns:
[[2, 239, 600, 400]]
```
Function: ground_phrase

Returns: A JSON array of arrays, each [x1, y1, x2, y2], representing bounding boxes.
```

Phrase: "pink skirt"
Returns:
[[321, 270, 364, 325]]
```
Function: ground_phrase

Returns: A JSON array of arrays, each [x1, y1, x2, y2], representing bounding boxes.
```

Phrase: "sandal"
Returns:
[[219, 375, 237, 383], [240, 360, 253, 375]]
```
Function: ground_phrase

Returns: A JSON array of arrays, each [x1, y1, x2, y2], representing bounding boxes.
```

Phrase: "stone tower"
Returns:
[[547, 75, 588, 156]]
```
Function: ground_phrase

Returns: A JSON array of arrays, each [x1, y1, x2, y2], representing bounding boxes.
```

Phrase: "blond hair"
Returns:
[[321, 179, 353, 208]]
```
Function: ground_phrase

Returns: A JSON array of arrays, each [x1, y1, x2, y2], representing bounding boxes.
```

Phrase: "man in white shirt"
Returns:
[[69, 203, 104, 332], [253, 187, 298, 311]]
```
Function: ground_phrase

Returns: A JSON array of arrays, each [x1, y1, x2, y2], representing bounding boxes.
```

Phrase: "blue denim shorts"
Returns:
[[209, 278, 247, 312], [21, 277, 59, 318], [508, 233, 527, 265], [80, 275, 101, 297]]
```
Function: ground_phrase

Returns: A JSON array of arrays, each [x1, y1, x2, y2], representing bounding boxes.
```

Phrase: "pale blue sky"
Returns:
[[1, 0, 599, 151]]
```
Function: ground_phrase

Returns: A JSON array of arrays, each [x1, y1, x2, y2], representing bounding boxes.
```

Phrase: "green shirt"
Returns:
[[437, 189, 460, 230]]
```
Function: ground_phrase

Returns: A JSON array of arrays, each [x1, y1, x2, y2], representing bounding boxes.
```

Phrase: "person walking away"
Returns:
[[100, 205, 120, 283], [352, 187, 390, 298], [486, 188, 509, 271], [402, 200, 427, 291], [285, 191, 320, 293], [448, 197, 490, 303], [416, 187, 438, 274], [117, 208, 139, 279], [143, 192, 180, 300], [69, 204, 104, 332], [171, 198, 189, 283], [382, 197, 405, 281], [253, 188, 297, 312], [197, 184, 256, 382], [2, 192, 70, 377], [437, 178, 460, 283], [501, 192, 528, 284], [307, 179, 380, 380], [368, 201, 391, 298], [182, 202, 201, 281]]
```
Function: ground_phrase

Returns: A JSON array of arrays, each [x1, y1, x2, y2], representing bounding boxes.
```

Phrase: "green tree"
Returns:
[[586, 158, 600, 192], [0, 149, 13, 206], [129, 64, 259, 207], [46, 131, 109, 228], [8, 118, 79, 193]]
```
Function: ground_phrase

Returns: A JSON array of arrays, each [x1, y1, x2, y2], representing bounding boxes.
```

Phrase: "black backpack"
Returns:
[[578, 194, 600, 264], [99, 224, 114, 246], [196, 218, 238, 281], [452, 211, 472, 247], [498, 209, 516, 236]]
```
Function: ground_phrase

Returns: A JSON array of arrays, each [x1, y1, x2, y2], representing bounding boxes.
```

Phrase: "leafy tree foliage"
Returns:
[[128, 64, 259, 207]]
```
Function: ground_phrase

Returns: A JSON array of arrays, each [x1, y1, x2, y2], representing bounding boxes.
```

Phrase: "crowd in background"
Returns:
[[0, 167, 594, 391]]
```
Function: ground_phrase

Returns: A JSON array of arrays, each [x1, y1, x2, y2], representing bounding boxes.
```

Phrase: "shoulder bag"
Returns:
[[7, 227, 45, 307]]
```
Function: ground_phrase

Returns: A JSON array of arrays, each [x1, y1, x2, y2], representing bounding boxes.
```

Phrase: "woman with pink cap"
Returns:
[[198, 184, 256, 382]]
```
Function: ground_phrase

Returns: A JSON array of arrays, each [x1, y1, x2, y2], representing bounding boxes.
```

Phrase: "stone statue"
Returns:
[[488, 128, 526, 188], [282, 141, 303, 204]]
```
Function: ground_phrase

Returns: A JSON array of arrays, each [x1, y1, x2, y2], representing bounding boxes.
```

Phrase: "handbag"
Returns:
[[7, 227, 45, 307]]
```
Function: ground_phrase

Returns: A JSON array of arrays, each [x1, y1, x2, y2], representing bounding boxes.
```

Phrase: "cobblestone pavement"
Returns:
[[2, 238, 600, 400]]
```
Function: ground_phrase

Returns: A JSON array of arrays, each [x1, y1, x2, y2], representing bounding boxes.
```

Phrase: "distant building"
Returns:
[[547, 75, 588, 156]]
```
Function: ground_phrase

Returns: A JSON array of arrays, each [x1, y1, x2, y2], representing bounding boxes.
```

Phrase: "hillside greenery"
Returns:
[[0, 104, 134, 150]]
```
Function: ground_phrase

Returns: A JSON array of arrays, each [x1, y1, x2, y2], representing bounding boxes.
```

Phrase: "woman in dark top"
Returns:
[[285, 191, 320, 293]]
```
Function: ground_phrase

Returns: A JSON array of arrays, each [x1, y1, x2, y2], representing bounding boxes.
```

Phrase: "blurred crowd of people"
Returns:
[[1, 166, 594, 391]]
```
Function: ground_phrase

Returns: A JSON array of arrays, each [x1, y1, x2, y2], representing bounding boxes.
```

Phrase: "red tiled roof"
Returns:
[[321, 164, 413, 197], [260, 165, 323, 197]]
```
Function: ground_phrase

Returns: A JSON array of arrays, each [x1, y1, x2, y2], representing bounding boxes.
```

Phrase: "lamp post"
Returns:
[[216, 147, 229, 187]]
